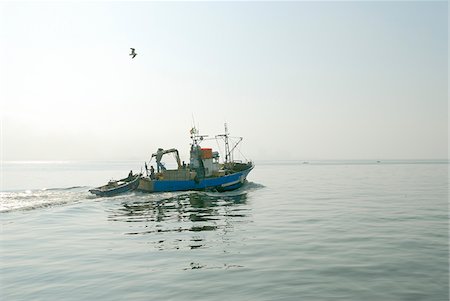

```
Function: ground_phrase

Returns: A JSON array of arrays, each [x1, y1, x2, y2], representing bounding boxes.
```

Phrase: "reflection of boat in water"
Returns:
[[108, 192, 250, 251], [89, 173, 141, 197], [111, 192, 249, 224], [138, 124, 254, 193]]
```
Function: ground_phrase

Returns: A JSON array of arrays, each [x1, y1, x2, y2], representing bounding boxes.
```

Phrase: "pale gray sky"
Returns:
[[0, 1, 447, 161]]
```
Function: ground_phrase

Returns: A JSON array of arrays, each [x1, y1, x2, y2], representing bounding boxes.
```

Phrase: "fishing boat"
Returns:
[[137, 124, 254, 193], [89, 173, 141, 197]]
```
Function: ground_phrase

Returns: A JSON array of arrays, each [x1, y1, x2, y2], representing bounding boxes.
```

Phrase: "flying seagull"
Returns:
[[129, 48, 137, 59]]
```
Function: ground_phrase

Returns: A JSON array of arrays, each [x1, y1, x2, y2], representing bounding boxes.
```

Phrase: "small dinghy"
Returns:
[[89, 173, 141, 197]]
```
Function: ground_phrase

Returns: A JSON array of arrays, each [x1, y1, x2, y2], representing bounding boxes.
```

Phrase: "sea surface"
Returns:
[[1, 160, 448, 301]]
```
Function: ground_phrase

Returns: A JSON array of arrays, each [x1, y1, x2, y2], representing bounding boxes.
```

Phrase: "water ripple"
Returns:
[[107, 191, 252, 250]]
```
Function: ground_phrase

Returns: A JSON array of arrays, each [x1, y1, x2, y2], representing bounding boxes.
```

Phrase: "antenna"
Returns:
[[191, 114, 196, 129]]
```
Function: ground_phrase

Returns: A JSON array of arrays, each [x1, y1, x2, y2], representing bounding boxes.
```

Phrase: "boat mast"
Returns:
[[216, 123, 231, 164], [224, 123, 230, 163], [190, 127, 208, 147], [189, 126, 208, 179]]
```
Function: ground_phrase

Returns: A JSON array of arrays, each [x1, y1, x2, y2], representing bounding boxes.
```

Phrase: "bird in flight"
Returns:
[[129, 48, 137, 59]]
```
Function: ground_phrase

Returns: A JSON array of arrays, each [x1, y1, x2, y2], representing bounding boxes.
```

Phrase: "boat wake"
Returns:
[[200, 181, 264, 197], [1, 181, 264, 213], [0, 188, 90, 213]]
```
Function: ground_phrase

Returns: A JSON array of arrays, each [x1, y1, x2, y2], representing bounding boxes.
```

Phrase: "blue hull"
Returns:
[[138, 165, 253, 193]]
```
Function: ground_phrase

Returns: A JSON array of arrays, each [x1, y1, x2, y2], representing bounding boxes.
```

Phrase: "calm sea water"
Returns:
[[1, 160, 448, 300]]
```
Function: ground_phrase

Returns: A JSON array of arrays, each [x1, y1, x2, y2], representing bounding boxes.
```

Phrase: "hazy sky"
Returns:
[[0, 1, 447, 161]]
